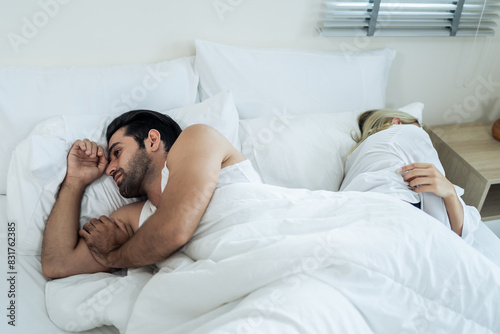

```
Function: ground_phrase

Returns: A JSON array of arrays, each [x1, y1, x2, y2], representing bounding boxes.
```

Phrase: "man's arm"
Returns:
[[80, 125, 243, 268], [42, 180, 113, 278], [41, 139, 114, 279]]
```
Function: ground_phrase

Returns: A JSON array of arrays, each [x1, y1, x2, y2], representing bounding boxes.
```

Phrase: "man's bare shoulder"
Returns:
[[178, 124, 226, 142], [169, 124, 244, 170], [110, 200, 146, 232]]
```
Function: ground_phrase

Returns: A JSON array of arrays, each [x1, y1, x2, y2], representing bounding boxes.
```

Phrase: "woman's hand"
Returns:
[[399, 163, 455, 199], [399, 162, 464, 236]]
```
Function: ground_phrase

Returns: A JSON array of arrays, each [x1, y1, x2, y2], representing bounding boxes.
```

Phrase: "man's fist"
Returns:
[[66, 139, 108, 187]]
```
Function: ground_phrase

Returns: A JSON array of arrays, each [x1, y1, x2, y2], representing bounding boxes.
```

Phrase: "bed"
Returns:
[[1, 40, 500, 334]]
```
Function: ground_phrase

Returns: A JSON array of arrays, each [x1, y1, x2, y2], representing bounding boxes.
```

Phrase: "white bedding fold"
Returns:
[[47, 183, 500, 333]]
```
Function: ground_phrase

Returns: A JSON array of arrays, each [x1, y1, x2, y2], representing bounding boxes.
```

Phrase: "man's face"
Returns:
[[106, 128, 151, 198]]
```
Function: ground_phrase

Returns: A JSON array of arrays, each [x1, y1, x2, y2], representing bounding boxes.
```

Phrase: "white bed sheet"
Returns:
[[0, 195, 116, 334]]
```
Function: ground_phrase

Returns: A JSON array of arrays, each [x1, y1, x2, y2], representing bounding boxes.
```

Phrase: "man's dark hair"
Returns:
[[106, 110, 182, 152]]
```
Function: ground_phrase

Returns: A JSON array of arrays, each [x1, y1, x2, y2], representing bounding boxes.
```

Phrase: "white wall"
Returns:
[[1, 0, 499, 126]]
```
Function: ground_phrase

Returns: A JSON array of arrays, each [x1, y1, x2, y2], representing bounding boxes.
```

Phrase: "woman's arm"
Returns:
[[80, 124, 244, 268], [400, 162, 464, 236]]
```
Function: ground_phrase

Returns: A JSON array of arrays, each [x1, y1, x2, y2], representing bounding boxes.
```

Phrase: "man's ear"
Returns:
[[391, 117, 402, 125], [146, 129, 162, 152]]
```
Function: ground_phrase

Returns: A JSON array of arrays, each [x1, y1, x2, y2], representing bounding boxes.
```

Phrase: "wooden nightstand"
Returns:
[[425, 122, 500, 221]]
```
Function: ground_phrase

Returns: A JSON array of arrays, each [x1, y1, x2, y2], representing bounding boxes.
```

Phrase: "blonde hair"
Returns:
[[349, 109, 419, 153]]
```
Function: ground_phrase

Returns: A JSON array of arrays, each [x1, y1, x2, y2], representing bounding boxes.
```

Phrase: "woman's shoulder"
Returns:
[[357, 125, 430, 152], [387, 124, 430, 141], [385, 125, 435, 156]]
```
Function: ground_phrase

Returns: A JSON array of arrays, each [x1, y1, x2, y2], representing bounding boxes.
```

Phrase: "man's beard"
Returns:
[[117, 148, 152, 198]]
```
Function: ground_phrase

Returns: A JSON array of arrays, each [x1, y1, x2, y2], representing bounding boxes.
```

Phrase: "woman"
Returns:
[[340, 109, 480, 244]]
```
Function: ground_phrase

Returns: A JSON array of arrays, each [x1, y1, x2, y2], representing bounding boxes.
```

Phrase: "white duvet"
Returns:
[[46, 183, 500, 334]]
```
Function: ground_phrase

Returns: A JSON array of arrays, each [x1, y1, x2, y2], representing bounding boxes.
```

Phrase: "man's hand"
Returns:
[[399, 163, 456, 199], [79, 216, 134, 268], [66, 139, 108, 187]]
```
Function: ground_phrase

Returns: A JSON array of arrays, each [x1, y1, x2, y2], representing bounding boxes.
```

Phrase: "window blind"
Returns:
[[317, 0, 500, 37]]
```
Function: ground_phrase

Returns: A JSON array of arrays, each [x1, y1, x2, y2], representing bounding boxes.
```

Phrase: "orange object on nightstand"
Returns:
[[493, 119, 500, 141]]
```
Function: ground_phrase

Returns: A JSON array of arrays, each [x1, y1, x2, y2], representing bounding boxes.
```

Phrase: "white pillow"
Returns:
[[0, 56, 199, 195], [6, 91, 240, 255], [398, 102, 424, 125], [239, 103, 424, 192], [195, 39, 396, 119], [239, 111, 358, 192], [167, 91, 241, 150]]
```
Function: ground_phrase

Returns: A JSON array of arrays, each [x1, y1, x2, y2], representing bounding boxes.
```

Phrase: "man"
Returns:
[[41, 110, 246, 279]]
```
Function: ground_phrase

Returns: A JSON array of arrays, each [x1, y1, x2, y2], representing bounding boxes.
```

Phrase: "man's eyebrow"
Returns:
[[108, 142, 121, 154]]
